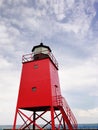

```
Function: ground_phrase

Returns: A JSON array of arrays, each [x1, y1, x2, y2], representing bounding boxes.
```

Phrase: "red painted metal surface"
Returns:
[[18, 59, 52, 108], [13, 45, 78, 130], [16, 50, 61, 109]]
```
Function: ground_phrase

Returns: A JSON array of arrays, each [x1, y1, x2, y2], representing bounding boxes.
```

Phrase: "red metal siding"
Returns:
[[49, 61, 62, 106], [17, 59, 52, 108]]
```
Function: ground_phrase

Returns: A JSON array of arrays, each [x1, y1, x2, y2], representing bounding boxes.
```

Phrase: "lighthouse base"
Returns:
[[12, 106, 68, 130], [13, 97, 77, 130]]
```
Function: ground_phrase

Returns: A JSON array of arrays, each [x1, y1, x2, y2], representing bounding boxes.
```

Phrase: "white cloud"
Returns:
[[0, 21, 20, 47], [66, 0, 74, 8], [0, 56, 12, 69], [0, 57, 20, 125], [59, 58, 97, 91], [0, 0, 96, 41], [57, 23, 82, 33], [74, 108, 98, 123], [89, 91, 98, 97], [0, 0, 3, 7], [0, 24, 10, 44]]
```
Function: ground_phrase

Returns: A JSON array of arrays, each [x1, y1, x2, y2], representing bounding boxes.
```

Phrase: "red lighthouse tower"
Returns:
[[13, 43, 78, 130]]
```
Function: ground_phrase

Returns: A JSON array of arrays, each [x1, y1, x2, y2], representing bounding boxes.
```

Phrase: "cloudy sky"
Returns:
[[0, 0, 98, 125]]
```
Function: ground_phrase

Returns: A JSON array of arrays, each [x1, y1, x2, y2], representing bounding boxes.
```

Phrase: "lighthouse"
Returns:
[[13, 43, 78, 130]]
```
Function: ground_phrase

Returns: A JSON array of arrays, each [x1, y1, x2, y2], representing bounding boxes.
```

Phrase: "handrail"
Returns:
[[62, 97, 78, 129], [22, 50, 58, 69], [55, 95, 78, 129]]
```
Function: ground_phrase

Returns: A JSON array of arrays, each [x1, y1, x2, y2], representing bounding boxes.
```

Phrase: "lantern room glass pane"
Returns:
[[34, 47, 49, 55]]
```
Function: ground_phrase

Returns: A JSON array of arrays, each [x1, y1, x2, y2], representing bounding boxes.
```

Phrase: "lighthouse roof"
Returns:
[[32, 43, 51, 52]]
